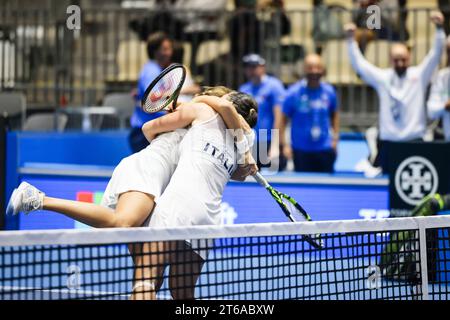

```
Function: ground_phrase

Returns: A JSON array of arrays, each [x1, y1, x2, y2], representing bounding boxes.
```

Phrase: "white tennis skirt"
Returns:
[[101, 131, 184, 209], [100, 152, 173, 210]]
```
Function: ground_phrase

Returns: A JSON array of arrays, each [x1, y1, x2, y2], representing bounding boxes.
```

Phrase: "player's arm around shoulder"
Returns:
[[141, 104, 197, 141], [190, 102, 218, 125], [192, 95, 241, 129]]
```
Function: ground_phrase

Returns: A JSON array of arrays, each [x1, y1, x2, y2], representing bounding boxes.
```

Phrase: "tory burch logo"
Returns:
[[401, 163, 433, 200]]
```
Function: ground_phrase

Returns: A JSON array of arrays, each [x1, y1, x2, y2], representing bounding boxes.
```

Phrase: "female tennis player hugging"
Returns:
[[7, 86, 258, 299], [132, 89, 258, 300]]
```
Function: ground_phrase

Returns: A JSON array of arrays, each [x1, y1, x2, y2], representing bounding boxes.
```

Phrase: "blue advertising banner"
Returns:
[[14, 174, 389, 230]]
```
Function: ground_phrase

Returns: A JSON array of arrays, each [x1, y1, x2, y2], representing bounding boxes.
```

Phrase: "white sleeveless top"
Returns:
[[147, 113, 236, 232]]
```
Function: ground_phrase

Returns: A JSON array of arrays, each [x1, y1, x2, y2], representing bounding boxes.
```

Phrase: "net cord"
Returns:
[[1, 215, 450, 247]]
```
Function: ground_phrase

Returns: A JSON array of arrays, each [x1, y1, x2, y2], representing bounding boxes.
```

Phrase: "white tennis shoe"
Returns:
[[6, 182, 45, 215]]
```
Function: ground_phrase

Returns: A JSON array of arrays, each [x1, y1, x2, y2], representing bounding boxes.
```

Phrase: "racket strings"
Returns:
[[143, 68, 184, 113], [284, 199, 306, 222], [283, 199, 323, 248]]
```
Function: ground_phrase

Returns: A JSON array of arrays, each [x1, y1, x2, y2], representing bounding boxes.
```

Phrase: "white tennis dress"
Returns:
[[146, 113, 236, 259], [101, 129, 186, 209]]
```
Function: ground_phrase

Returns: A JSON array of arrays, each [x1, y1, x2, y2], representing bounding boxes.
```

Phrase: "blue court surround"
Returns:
[[4, 131, 385, 230]]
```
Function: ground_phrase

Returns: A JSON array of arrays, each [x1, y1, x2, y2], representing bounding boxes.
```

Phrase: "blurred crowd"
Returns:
[[129, 2, 450, 175]]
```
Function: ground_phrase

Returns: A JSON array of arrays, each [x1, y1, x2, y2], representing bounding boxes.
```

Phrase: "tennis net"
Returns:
[[0, 215, 449, 300]]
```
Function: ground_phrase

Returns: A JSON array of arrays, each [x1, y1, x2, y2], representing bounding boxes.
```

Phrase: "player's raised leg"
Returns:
[[7, 181, 155, 228]]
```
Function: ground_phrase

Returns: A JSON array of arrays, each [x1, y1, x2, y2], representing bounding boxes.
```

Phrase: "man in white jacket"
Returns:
[[345, 12, 446, 174], [427, 36, 450, 141]]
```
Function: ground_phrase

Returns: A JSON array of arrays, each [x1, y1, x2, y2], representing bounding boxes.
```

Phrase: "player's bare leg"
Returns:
[[43, 191, 154, 228], [168, 241, 205, 300], [131, 241, 170, 300], [8, 182, 155, 228]]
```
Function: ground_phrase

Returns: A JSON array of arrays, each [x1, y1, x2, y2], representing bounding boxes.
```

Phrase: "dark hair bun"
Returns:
[[228, 92, 258, 128], [248, 108, 258, 128]]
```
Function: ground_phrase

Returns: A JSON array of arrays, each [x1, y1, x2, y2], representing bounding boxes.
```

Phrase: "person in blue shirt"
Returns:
[[129, 32, 199, 153], [239, 53, 287, 170], [281, 54, 340, 173]]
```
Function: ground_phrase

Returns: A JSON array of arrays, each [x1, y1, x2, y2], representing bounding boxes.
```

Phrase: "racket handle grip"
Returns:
[[253, 172, 269, 188]]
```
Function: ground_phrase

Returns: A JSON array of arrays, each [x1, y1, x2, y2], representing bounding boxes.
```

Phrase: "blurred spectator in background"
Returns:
[[128, 0, 186, 41], [228, 0, 290, 87], [172, 0, 227, 74], [346, 12, 445, 174], [280, 54, 340, 173], [427, 36, 450, 141], [312, 0, 346, 55], [352, 0, 409, 54], [439, 0, 450, 35], [129, 32, 199, 153], [258, 0, 291, 75], [257, 0, 291, 35], [239, 54, 287, 170], [192, 0, 289, 89], [228, 0, 260, 71], [129, 0, 227, 75]]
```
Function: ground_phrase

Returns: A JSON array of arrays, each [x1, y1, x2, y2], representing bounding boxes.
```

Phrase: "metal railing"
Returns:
[[0, 4, 442, 129]]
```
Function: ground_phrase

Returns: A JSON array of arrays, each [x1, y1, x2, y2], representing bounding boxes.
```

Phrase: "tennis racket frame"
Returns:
[[141, 63, 186, 113], [253, 172, 323, 249]]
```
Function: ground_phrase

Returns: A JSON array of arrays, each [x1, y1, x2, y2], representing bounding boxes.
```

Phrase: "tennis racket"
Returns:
[[253, 172, 323, 249], [141, 63, 186, 113]]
